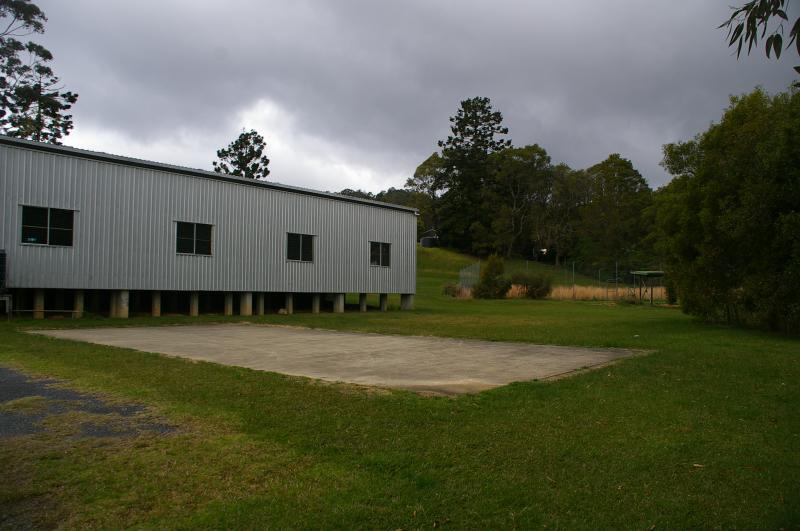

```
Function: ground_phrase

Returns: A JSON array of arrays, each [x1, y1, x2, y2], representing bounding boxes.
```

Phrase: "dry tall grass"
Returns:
[[456, 283, 667, 302], [547, 285, 666, 301]]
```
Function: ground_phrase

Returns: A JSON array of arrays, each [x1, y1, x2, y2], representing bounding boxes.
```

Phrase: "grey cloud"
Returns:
[[36, 0, 796, 189]]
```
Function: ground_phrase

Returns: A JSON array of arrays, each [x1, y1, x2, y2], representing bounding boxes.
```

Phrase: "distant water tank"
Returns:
[[419, 229, 439, 247]]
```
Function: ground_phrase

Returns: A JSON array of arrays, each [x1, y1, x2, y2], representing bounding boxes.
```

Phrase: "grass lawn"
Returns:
[[1, 247, 798, 528]]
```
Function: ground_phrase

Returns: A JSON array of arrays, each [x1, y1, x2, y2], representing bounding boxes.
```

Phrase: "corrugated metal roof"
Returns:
[[0, 135, 417, 214]]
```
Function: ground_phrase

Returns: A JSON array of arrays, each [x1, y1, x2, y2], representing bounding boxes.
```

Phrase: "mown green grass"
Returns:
[[0, 246, 798, 528]]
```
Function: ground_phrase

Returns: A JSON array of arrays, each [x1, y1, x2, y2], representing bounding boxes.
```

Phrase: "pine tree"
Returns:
[[213, 130, 271, 180]]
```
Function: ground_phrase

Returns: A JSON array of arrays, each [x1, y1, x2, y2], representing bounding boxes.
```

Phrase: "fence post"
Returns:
[[572, 262, 576, 300]]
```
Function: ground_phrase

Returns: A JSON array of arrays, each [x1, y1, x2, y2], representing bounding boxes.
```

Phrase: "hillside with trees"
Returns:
[[348, 88, 798, 333], [351, 96, 656, 277]]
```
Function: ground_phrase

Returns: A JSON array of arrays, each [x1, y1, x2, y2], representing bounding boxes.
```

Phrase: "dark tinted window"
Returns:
[[301, 234, 313, 262], [287, 233, 301, 261], [176, 222, 194, 239], [194, 239, 212, 255], [194, 223, 212, 255], [22, 206, 48, 227], [370, 241, 381, 266], [370, 241, 391, 267], [195, 223, 212, 241], [288, 233, 313, 262], [49, 227, 73, 246], [21, 206, 73, 246], [176, 222, 195, 253], [381, 243, 391, 267], [49, 208, 73, 229], [176, 221, 212, 255], [21, 226, 47, 244], [176, 236, 194, 254]]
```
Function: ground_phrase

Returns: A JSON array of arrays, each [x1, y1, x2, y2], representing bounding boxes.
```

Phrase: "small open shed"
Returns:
[[630, 270, 665, 305]]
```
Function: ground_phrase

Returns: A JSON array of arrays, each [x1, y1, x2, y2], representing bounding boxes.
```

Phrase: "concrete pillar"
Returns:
[[224, 293, 233, 316], [240, 292, 253, 316], [33, 289, 45, 320], [401, 293, 415, 311], [256, 293, 265, 316], [73, 290, 84, 319], [285, 293, 293, 315], [190, 291, 199, 317], [333, 293, 345, 313], [379, 293, 388, 312], [116, 290, 129, 319], [312, 293, 320, 314], [151, 291, 161, 317], [359, 293, 367, 312]]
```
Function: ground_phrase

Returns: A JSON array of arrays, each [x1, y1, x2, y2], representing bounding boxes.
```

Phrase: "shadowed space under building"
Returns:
[[34, 324, 640, 395]]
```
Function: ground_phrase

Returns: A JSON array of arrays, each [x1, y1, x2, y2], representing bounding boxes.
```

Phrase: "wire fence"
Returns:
[[456, 259, 669, 303], [458, 262, 480, 289]]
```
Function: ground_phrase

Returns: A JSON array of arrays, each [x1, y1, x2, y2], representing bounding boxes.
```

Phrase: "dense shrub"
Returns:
[[472, 255, 511, 299], [654, 88, 800, 332], [442, 283, 461, 297], [510, 271, 553, 299]]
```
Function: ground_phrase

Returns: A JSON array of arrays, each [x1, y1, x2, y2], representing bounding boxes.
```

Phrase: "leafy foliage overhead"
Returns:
[[0, 0, 46, 34], [720, 0, 800, 73], [213, 129, 271, 180]]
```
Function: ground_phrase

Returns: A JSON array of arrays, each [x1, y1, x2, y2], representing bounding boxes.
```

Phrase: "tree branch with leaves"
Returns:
[[720, 0, 800, 73]]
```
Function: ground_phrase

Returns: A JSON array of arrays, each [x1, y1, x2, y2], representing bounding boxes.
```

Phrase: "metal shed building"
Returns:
[[0, 135, 417, 318]]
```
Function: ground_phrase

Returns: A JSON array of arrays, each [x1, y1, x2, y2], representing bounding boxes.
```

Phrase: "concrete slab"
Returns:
[[33, 324, 639, 395]]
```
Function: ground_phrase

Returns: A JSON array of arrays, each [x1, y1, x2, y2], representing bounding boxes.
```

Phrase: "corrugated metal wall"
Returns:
[[0, 143, 417, 294]]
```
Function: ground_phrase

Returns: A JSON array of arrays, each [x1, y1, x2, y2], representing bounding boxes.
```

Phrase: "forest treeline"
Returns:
[[341, 96, 654, 276], [342, 90, 800, 333]]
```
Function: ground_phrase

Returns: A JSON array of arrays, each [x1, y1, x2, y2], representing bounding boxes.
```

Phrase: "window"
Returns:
[[287, 233, 313, 262], [370, 241, 391, 267], [21, 206, 74, 246], [176, 222, 212, 255]]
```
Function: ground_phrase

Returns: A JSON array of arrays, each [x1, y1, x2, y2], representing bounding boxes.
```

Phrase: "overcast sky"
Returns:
[[36, 0, 795, 192]]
